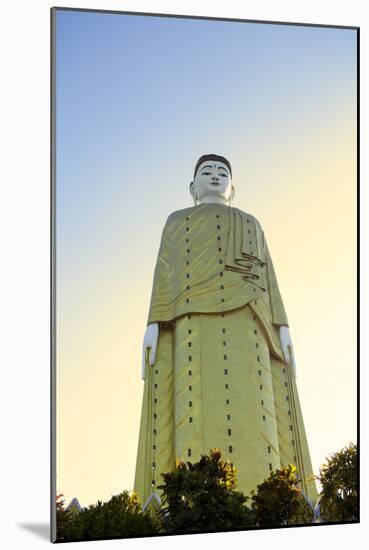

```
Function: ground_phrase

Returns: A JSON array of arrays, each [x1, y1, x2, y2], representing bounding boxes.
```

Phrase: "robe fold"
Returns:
[[147, 203, 288, 328], [134, 203, 317, 506]]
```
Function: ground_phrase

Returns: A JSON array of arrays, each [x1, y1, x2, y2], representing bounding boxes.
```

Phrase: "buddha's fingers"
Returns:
[[141, 344, 148, 380], [289, 344, 297, 378], [149, 343, 157, 366], [283, 343, 291, 364]]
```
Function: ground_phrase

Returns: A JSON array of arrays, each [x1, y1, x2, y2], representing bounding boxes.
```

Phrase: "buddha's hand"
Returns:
[[279, 325, 296, 378], [141, 323, 159, 379]]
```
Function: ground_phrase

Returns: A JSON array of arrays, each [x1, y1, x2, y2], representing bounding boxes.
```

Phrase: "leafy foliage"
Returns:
[[56, 490, 158, 542], [56, 493, 71, 541], [158, 448, 254, 533], [316, 443, 358, 522], [57, 443, 358, 539], [251, 464, 313, 527]]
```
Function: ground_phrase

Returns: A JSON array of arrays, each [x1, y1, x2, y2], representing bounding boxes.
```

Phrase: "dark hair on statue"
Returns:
[[193, 154, 232, 179]]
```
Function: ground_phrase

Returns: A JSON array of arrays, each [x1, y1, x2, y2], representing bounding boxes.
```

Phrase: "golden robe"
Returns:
[[134, 203, 317, 505]]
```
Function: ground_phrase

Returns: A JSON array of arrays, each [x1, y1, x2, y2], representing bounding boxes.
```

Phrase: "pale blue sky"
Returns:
[[56, 10, 355, 269]]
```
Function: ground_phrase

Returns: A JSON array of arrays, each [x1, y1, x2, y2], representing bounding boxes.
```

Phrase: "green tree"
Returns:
[[316, 443, 358, 522], [56, 493, 71, 541], [59, 490, 158, 541], [158, 448, 254, 534], [251, 464, 313, 527]]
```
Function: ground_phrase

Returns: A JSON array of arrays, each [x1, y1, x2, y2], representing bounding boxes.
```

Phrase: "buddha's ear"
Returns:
[[230, 185, 235, 201], [189, 181, 195, 198]]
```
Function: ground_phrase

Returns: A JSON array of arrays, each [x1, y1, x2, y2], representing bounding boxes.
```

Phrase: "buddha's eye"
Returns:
[[202, 172, 211, 176], [219, 173, 228, 177]]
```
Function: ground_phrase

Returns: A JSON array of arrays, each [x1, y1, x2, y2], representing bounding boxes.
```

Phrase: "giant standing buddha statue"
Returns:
[[134, 154, 317, 509]]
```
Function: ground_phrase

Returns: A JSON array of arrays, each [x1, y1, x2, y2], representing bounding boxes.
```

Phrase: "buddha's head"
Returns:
[[190, 154, 235, 205]]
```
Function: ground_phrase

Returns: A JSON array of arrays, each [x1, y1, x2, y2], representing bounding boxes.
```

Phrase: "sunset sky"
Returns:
[[55, 8, 357, 507]]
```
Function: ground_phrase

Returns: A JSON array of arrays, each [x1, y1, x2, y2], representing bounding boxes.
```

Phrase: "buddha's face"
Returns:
[[191, 160, 233, 204]]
